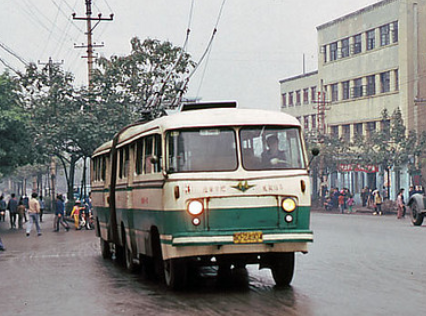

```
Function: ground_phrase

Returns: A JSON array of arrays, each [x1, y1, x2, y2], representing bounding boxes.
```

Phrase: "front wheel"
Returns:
[[411, 201, 425, 226], [164, 258, 188, 290], [270, 252, 295, 286], [124, 234, 139, 272]]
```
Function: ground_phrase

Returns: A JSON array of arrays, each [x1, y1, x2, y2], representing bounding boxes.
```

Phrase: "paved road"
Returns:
[[0, 212, 425, 316]]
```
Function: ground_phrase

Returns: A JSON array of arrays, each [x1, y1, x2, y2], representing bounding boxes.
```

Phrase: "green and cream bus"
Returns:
[[91, 102, 316, 289]]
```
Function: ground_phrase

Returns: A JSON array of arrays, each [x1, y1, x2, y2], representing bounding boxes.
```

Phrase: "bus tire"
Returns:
[[123, 231, 139, 272], [164, 258, 188, 290], [100, 238, 111, 259], [411, 200, 424, 226], [270, 252, 295, 287]]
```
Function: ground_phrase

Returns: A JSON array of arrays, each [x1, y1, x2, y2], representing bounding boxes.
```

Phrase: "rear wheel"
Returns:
[[411, 201, 424, 226], [270, 252, 295, 286], [123, 232, 139, 272], [100, 238, 111, 259], [164, 258, 188, 290]]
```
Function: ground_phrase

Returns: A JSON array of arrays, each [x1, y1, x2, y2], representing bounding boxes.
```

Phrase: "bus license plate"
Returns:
[[233, 231, 263, 244]]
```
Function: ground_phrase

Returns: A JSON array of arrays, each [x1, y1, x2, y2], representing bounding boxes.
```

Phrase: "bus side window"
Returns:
[[154, 134, 162, 173], [145, 136, 154, 174]]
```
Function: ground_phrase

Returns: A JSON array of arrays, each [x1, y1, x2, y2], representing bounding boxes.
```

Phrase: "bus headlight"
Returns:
[[187, 200, 204, 216], [282, 198, 296, 212]]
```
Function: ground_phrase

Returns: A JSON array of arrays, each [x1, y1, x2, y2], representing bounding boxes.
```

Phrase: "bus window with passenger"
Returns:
[[240, 126, 305, 170]]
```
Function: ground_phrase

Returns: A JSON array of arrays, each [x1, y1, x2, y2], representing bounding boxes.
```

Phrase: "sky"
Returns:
[[1, 0, 381, 111]]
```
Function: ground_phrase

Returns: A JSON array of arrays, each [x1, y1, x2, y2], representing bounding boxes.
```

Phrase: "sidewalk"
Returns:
[[311, 205, 398, 215]]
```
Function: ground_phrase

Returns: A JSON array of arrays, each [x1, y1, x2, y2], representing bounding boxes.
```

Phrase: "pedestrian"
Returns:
[[17, 198, 26, 230], [54, 194, 70, 232], [347, 195, 354, 214], [82, 198, 92, 230], [0, 195, 6, 222], [338, 192, 345, 214], [397, 188, 406, 219], [39, 196, 45, 223], [0, 236, 5, 251], [23, 195, 29, 222], [373, 191, 383, 215], [26, 192, 42, 237], [7, 193, 18, 229], [70, 200, 84, 230], [361, 187, 368, 207]]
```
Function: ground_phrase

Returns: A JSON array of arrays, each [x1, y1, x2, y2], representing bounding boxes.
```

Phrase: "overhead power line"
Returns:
[[0, 41, 28, 66]]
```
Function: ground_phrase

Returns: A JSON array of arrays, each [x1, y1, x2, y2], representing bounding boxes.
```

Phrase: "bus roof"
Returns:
[[92, 108, 301, 157]]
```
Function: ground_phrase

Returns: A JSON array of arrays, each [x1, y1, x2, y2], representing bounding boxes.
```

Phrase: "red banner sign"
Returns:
[[338, 164, 379, 173]]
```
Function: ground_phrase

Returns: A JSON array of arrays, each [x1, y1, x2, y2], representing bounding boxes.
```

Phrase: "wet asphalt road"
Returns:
[[0, 212, 425, 316]]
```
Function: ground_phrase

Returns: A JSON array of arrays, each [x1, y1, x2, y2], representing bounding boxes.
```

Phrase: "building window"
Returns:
[[331, 83, 338, 102], [322, 45, 327, 63], [330, 42, 338, 61], [296, 116, 301, 123], [353, 34, 362, 54], [367, 75, 375, 96], [342, 124, 350, 142], [380, 24, 390, 46], [311, 114, 317, 129], [352, 78, 363, 98], [382, 119, 391, 141], [380, 71, 390, 93], [391, 21, 398, 43], [342, 81, 350, 100], [311, 86, 317, 102], [331, 126, 339, 138], [366, 122, 376, 139], [304, 116, 309, 130], [341, 38, 350, 58], [367, 29, 375, 51], [303, 88, 309, 104], [296, 90, 301, 105], [281, 93, 286, 108], [394, 69, 399, 91], [289, 92, 294, 106], [355, 123, 363, 136]]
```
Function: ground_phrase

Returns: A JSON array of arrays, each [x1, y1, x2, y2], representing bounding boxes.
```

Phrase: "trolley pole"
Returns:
[[73, 0, 113, 89]]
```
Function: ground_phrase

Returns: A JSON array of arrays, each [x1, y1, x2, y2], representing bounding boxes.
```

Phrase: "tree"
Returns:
[[92, 37, 196, 121], [0, 71, 34, 177]]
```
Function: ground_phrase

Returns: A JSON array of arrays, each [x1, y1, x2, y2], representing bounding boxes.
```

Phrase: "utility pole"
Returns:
[[73, 0, 113, 89], [38, 57, 63, 211]]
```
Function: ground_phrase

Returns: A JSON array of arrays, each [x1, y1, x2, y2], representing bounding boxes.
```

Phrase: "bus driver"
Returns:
[[261, 135, 287, 167]]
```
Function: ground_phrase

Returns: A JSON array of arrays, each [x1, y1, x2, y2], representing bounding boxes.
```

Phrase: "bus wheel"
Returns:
[[270, 252, 295, 287], [164, 258, 187, 290], [124, 236, 138, 272], [411, 201, 424, 226], [100, 238, 111, 259]]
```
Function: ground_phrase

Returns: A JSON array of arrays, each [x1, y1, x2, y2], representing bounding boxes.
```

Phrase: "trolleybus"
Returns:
[[91, 102, 316, 289]]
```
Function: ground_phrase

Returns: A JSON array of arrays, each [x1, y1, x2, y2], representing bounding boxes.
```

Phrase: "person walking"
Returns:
[[338, 192, 345, 214], [70, 200, 84, 230], [54, 194, 70, 232], [0, 235, 5, 251], [373, 191, 383, 215], [26, 192, 42, 237], [7, 193, 18, 229], [347, 195, 354, 214], [0, 196, 6, 222], [17, 198, 26, 230], [397, 188, 406, 219], [39, 196, 45, 222]]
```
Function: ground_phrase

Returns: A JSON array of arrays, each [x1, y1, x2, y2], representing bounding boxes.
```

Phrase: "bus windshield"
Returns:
[[240, 126, 305, 170], [167, 128, 238, 172]]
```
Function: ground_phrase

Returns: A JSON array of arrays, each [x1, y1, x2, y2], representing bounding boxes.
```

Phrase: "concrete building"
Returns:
[[280, 0, 426, 200]]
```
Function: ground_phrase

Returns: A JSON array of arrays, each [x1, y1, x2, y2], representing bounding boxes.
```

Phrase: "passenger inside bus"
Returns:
[[261, 135, 288, 168]]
